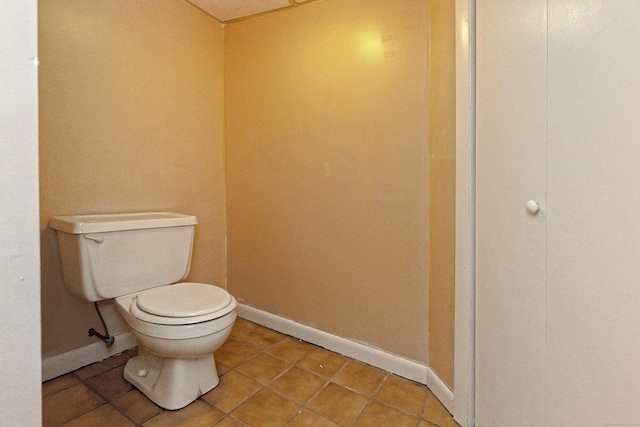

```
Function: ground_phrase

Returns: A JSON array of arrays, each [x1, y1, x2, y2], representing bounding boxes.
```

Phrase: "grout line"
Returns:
[[74, 367, 143, 427], [349, 397, 372, 427]]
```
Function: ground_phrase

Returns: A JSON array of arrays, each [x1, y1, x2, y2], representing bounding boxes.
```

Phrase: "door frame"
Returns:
[[453, 0, 476, 425]]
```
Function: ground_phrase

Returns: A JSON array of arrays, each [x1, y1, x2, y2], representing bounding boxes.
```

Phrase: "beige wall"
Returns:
[[225, 0, 435, 365], [429, 0, 456, 387], [38, 0, 455, 389], [38, 0, 226, 357]]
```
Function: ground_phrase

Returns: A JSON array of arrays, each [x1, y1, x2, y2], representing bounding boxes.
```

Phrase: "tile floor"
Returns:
[[43, 318, 460, 427]]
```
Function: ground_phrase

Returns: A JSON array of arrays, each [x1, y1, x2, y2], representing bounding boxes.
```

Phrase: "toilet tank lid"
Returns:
[[50, 212, 197, 234]]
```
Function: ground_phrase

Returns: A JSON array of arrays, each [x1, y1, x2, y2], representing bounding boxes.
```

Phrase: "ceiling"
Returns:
[[186, 0, 314, 23]]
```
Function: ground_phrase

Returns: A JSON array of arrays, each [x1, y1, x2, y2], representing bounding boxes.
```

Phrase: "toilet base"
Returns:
[[123, 347, 220, 410]]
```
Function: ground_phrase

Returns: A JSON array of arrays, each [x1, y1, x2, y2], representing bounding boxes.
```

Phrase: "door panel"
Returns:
[[477, 0, 640, 425], [546, 1, 640, 423], [475, 1, 548, 425]]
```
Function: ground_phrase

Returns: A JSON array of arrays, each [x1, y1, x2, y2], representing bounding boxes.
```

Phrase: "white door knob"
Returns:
[[526, 200, 541, 214]]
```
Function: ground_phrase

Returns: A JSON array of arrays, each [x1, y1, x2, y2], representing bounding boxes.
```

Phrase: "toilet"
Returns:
[[50, 212, 237, 410]]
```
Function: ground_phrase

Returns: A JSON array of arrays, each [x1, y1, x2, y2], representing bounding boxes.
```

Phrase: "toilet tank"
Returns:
[[50, 212, 198, 302]]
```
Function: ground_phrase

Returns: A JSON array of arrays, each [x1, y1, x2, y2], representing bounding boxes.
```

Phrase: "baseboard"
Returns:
[[42, 331, 137, 382], [237, 304, 454, 413], [427, 364, 454, 412]]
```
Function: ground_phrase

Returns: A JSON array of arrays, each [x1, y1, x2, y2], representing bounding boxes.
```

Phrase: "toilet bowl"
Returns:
[[50, 212, 238, 410], [114, 282, 237, 410]]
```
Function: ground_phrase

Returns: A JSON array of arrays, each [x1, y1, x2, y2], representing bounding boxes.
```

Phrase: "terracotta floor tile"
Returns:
[[235, 352, 292, 384], [375, 374, 430, 417], [231, 388, 300, 427], [421, 420, 461, 427], [42, 374, 79, 397], [333, 360, 386, 396], [74, 352, 131, 380], [269, 366, 327, 404], [214, 417, 244, 426], [125, 347, 138, 358], [43, 384, 104, 427], [111, 389, 162, 424], [60, 403, 134, 427], [297, 347, 348, 378], [354, 400, 419, 427], [423, 394, 460, 427], [85, 365, 134, 400], [234, 325, 287, 350], [307, 382, 368, 426], [201, 371, 262, 413], [142, 400, 224, 427], [229, 317, 260, 339], [266, 336, 315, 363], [288, 409, 341, 427], [214, 339, 261, 368], [42, 323, 459, 427], [216, 360, 231, 376]]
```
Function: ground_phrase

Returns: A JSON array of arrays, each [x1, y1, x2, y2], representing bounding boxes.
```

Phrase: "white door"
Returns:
[[476, 0, 640, 425], [545, 1, 640, 424], [475, 1, 548, 425]]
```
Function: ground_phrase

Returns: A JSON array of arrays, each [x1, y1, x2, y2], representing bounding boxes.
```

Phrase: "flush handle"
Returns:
[[83, 235, 104, 244]]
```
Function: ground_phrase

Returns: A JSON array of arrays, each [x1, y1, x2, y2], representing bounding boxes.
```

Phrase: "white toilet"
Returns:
[[50, 212, 237, 410]]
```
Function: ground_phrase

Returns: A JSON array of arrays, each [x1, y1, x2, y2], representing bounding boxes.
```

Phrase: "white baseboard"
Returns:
[[237, 304, 454, 413], [42, 331, 137, 382], [427, 364, 454, 412]]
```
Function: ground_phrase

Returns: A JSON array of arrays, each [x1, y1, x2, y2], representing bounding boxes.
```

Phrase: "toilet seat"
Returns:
[[129, 282, 235, 326]]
